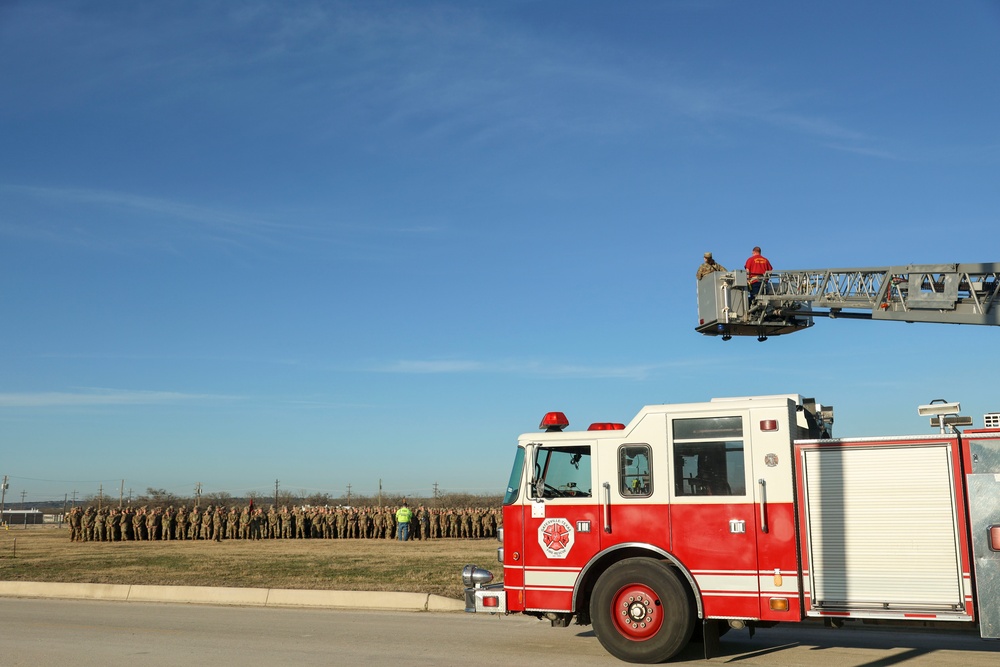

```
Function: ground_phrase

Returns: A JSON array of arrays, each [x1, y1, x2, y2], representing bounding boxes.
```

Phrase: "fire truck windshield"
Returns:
[[503, 446, 526, 506]]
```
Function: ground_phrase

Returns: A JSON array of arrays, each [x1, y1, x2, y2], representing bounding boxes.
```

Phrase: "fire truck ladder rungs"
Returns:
[[759, 263, 1000, 326]]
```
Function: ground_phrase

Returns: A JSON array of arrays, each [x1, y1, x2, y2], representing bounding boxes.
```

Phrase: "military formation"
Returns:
[[65, 504, 500, 542]]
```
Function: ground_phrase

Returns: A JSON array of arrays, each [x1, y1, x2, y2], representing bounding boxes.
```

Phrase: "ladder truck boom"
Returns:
[[696, 262, 1000, 340]]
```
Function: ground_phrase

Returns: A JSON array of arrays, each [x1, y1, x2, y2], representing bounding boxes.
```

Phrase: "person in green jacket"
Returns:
[[395, 500, 413, 541]]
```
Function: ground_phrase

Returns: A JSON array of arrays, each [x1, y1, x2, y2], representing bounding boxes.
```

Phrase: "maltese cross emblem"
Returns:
[[538, 517, 574, 558]]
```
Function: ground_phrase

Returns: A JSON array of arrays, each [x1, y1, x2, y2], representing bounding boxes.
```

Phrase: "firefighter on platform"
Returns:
[[744, 246, 773, 299]]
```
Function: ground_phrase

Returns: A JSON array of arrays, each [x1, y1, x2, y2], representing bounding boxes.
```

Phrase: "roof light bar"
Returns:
[[587, 423, 625, 431], [540, 412, 569, 431]]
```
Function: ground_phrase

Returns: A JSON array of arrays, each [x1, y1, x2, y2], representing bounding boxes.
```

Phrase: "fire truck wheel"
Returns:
[[590, 558, 695, 664]]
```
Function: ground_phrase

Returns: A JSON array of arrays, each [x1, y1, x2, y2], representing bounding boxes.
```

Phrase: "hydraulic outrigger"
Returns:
[[696, 263, 1000, 340]]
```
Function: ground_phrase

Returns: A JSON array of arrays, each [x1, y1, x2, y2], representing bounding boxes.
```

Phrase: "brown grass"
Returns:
[[0, 526, 500, 599]]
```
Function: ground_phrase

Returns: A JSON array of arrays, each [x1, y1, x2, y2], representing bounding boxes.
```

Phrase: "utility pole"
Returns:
[[119, 480, 124, 508], [274, 479, 279, 508], [194, 482, 202, 506], [1, 475, 8, 526], [98, 484, 103, 510], [346, 483, 352, 507], [378, 479, 382, 508], [433, 482, 440, 507], [71, 489, 78, 507]]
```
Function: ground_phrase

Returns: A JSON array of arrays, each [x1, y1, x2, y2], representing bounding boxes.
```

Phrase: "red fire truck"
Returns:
[[462, 395, 1000, 662]]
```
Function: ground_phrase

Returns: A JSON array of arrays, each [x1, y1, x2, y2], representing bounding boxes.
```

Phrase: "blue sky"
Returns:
[[2, 1, 998, 504]]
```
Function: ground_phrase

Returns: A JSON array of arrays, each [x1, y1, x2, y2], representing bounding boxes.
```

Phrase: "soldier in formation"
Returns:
[[68, 502, 501, 543]]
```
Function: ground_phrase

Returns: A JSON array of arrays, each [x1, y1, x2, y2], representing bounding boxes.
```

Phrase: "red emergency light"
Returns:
[[588, 423, 625, 431], [481, 595, 500, 608], [540, 412, 569, 431]]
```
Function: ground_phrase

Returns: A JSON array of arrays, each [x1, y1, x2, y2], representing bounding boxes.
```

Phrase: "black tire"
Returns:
[[589, 558, 695, 663]]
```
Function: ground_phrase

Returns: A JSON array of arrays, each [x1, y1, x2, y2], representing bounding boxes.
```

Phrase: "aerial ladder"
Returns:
[[696, 262, 1000, 341]]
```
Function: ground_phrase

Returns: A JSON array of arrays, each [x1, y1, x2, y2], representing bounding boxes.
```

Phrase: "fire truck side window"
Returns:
[[534, 446, 592, 499], [672, 416, 746, 497], [619, 445, 652, 497]]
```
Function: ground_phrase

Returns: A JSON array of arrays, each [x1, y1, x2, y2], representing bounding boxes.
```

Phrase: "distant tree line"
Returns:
[[35, 487, 503, 513]]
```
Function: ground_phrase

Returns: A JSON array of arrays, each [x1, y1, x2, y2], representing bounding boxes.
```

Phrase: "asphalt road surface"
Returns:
[[2, 598, 999, 666]]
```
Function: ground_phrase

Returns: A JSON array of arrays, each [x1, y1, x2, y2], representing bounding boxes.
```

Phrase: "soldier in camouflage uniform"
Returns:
[[94, 508, 107, 541], [199, 505, 212, 541], [211, 507, 224, 541], [162, 506, 175, 541], [148, 507, 161, 541], [68, 507, 83, 542], [267, 506, 278, 539], [120, 507, 133, 541], [254, 508, 266, 539], [471, 508, 482, 539], [108, 508, 120, 541], [238, 505, 250, 539], [322, 509, 334, 539], [279, 506, 291, 539], [429, 508, 439, 538], [383, 508, 394, 540], [175, 506, 187, 540], [415, 506, 428, 541], [335, 508, 346, 539], [375, 508, 387, 539], [483, 509, 496, 538], [309, 508, 321, 539], [225, 506, 237, 539], [134, 507, 144, 541], [188, 506, 201, 540], [347, 508, 359, 539], [84, 507, 96, 541]]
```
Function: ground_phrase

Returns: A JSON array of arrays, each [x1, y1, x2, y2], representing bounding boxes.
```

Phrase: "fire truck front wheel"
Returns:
[[590, 558, 695, 664]]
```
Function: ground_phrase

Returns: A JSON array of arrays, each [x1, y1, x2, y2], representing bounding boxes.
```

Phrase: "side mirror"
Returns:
[[527, 444, 544, 500]]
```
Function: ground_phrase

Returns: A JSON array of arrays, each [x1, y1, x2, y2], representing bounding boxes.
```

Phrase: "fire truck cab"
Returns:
[[463, 394, 1000, 663]]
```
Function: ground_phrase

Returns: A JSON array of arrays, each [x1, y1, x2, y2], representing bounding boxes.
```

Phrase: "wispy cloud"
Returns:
[[0, 183, 446, 255], [1, 2, 894, 160], [0, 388, 239, 408], [373, 357, 713, 381]]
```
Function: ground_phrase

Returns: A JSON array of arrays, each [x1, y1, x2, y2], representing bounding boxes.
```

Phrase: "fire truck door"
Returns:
[[747, 410, 798, 622], [670, 412, 761, 620], [522, 442, 601, 611], [966, 436, 1000, 639]]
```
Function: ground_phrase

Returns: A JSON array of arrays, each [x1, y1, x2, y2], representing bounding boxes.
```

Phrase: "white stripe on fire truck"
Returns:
[[691, 571, 758, 594], [524, 569, 580, 588]]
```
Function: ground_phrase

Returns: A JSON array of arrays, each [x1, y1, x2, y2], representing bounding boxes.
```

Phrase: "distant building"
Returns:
[[1, 509, 44, 525]]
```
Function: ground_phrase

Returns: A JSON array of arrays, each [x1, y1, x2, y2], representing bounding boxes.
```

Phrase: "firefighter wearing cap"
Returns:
[[696, 252, 727, 279]]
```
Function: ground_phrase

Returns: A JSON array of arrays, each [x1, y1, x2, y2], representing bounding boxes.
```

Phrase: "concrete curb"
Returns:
[[0, 581, 466, 612]]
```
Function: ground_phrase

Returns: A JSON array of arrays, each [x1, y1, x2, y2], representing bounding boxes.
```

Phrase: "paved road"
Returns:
[[1, 598, 998, 666]]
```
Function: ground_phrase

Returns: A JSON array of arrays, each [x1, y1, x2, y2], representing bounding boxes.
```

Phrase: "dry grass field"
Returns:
[[0, 526, 500, 599]]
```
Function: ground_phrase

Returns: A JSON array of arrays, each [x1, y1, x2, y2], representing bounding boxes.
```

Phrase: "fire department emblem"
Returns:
[[538, 517, 575, 559]]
